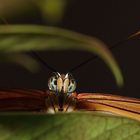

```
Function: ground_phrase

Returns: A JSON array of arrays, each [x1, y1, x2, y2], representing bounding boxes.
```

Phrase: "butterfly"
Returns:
[[0, 72, 139, 122]]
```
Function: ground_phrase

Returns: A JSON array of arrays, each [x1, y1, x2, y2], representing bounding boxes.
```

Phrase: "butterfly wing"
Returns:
[[76, 93, 140, 121], [0, 89, 49, 111]]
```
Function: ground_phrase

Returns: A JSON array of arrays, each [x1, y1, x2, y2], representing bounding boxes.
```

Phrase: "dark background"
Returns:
[[0, 0, 140, 98]]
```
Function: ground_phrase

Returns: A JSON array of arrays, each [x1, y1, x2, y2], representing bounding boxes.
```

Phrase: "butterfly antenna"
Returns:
[[31, 51, 57, 72], [69, 31, 140, 72]]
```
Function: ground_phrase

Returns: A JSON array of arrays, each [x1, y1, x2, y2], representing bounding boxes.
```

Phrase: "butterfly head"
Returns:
[[48, 72, 76, 95], [47, 72, 77, 113]]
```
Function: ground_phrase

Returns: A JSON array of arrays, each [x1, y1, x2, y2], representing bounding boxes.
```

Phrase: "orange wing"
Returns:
[[0, 89, 48, 111], [76, 93, 140, 121]]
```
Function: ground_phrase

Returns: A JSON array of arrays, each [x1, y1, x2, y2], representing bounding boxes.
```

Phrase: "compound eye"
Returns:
[[68, 79, 76, 93], [48, 76, 57, 91]]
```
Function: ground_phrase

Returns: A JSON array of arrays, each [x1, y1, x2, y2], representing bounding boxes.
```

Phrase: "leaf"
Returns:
[[0, 53, 40, 72], [0, 25, 123, 86], [0, 112, 139, 140], [35, 0, 67, 23], [0, 0, 67, 23]]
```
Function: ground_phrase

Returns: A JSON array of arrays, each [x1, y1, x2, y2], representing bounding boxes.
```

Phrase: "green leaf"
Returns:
[[0, 25, 123, 86], [35, 0, 67, 23], [0, 0, 67, 24], [0, 112, 139, 140], [0, 53, 40, 72]]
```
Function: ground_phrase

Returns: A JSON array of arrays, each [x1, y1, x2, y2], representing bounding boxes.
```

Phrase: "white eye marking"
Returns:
[[48, 76, 57, 91], [68, 79, 76, 93]]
